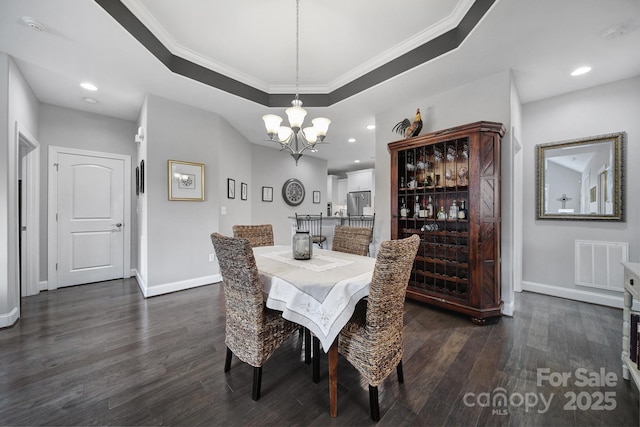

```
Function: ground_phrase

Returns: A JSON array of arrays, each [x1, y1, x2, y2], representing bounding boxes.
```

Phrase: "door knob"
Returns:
[[112, 223, 123, 228]]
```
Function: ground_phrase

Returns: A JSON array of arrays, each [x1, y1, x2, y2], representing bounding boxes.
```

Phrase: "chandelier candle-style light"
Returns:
[[262, 0, 331, 165]]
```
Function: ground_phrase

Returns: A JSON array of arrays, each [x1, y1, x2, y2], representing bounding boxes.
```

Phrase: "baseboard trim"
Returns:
[[502, 301, 514, 317], [136, 272, 222, 298], [39, 280, 47, 291], [134, 269, 147, 297], [522, 281, 623, 309], [0, 307, 19, 328]]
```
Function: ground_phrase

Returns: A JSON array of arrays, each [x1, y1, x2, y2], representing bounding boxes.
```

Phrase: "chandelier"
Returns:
[[262, 0, 331, 165]]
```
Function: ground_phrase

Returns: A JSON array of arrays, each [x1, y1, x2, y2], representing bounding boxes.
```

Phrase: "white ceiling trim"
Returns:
[[324, 0, 476, 93], [120, 0, 476, 94], [120, 0, 272, 91]]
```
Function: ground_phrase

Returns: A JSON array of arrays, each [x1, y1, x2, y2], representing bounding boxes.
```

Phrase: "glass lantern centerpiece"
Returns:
[[292, 230, 313, 260]]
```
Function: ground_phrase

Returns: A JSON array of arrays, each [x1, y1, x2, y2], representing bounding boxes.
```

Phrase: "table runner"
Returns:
[[254, 245, 375, 351]]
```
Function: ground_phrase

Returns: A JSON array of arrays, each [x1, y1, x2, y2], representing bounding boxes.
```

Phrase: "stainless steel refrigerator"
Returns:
[[347, 191, 372, 216]]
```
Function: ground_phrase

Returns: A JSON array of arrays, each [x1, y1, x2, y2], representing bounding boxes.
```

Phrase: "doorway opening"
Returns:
[[16, 124, 40, 300]]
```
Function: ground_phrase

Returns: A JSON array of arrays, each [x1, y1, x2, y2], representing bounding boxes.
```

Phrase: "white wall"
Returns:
[[143, 95, 224, 295], [136, 96, 148, 286], [0, 54, 40, 327], [503, 72, 524, 313], [522, 75, 640, 306], [218, 114, 253, 237], [251, 144, 328, 245], [0, 54, 12, 324]]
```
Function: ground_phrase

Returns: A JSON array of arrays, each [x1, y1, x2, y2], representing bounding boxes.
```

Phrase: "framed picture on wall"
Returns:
[[262, 186, 273, 202], [241, 182, 248, 200], [313, 191, 320, 204], [227, 178, 235, 199], [140, 159, 145, 193], [168, 160, 205, 201]]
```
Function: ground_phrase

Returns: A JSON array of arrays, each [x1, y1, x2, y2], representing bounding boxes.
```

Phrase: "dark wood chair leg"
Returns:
[[252, 366, 262, 401], [312, 336, 320, 383], [304, 328, 311, 365], [224, 347, 232, 372], [369, 385, 380, 421], [397, 360, 404, 383]]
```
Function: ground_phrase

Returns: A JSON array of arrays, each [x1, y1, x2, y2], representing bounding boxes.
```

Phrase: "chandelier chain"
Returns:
[[295, 0, 300, 99], [260, 0, 330, 165]]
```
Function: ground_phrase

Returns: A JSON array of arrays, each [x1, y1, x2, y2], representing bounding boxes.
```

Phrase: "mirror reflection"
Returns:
[[536, 132, 625, 221]]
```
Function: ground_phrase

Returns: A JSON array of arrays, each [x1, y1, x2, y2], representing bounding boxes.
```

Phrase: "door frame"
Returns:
[[47, 146, 131, 290], [15, 122, 40, 298]]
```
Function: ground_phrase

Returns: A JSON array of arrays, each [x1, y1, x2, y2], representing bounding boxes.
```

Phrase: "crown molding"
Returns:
[[96, 0, 497, 107]]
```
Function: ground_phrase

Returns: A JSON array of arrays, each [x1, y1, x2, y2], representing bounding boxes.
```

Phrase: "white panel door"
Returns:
[[56, 153, 125, 287]]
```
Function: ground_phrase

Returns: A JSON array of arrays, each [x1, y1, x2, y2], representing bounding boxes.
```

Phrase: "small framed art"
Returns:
[[241, 182, 248, 200], [313, 191, 321, 204], [262, 186, 273, 202], [168, 160, 205, 201], [227, 178, 235, 199]]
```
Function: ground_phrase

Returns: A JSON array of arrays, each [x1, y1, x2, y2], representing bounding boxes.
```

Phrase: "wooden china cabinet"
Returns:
[[388, 121, 505, 324]]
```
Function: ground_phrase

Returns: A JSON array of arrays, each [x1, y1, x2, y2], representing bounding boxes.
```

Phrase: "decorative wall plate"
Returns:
[[282, 178, 305, 206]]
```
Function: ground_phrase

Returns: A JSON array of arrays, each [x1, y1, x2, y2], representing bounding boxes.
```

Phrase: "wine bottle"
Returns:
[[426, 196, 433, 218], [400, 198, 407, 218], [414, 196, 420, 218], [458, 200, 467, 219], [448, 199, 458, 220]]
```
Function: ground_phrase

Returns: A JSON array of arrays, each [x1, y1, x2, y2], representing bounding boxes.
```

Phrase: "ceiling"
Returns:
[[1, 0, 639, 176]]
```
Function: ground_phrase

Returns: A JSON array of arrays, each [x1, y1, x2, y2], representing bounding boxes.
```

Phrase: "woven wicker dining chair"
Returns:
[[232, 224, 274, 247], [338, 234, 420, 421], [210, 232, 299, 401], [332, 225, 373, 257]]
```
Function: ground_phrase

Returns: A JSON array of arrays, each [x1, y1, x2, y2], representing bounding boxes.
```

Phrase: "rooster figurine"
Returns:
[[393, 108, 423, 138]]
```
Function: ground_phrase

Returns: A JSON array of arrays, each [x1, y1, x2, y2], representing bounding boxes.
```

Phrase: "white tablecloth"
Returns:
[[253, 245, 376, 351]]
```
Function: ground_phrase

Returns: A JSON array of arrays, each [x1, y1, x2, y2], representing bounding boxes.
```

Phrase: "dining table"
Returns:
[[253, 245, 376, 417]]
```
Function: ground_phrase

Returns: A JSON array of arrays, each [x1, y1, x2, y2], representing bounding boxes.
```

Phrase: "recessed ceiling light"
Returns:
[[366, 125, 376, 130], [21, 17, 46, 32], [83, 97, 98, 104], [354, 160, 360, 163], [571, 66, 592, 76], [80, 82, 98, 91], [348, 138, 356, 143], [601, 25, 626, 40]]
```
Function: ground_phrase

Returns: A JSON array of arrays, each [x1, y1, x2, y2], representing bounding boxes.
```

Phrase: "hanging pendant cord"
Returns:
[[295, 0, 300, 100]]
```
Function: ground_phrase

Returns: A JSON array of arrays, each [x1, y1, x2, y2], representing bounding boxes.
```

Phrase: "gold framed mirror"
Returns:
[[536, 132, 625, 221]]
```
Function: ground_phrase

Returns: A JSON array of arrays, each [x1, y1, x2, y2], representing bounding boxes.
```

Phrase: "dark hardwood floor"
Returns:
[[1, 278, 637, 426]]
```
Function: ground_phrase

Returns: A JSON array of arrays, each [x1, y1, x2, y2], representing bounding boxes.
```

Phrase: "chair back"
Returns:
[[210, 233, 264, 320], [332, 225, 372, 256], [367, 234, 420, 332], [232, 224, 274, 247], [348, 213, 375, 229], [295, 213, 325, 247]]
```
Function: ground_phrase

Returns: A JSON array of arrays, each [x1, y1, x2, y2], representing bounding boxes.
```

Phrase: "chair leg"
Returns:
[[224, 347, 232, 372], [397, 360, 404, 384], [252, 366, 262, 401], [304, 328, 311, 365], [369, 385, 380, 421], [312, 336, 320, 383]]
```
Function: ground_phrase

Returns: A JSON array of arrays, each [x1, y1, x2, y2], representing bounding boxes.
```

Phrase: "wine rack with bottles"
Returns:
[[388, 121, 505, 324]]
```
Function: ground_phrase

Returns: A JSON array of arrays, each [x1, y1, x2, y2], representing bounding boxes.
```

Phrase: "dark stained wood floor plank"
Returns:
[[0, 278, 638, 426]]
